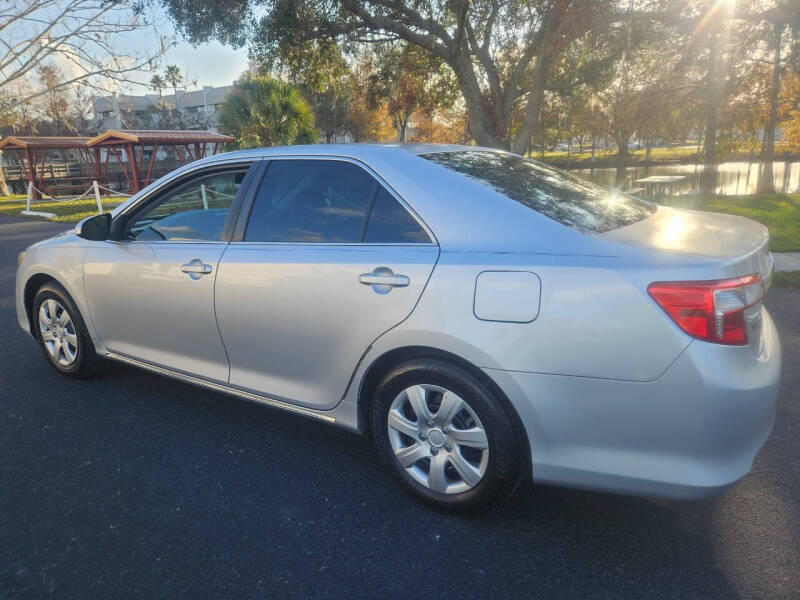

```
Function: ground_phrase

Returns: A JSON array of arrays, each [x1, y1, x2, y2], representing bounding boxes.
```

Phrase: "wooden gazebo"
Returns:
[[0, 129, 235, 198], [86, 129, 234, 193], [0, 136, 92, 199]]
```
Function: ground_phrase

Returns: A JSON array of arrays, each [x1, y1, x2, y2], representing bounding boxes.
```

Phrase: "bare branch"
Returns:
[[0, 0, 169, 110]]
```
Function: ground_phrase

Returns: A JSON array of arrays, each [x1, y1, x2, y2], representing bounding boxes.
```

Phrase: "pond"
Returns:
[[570, 161, 800, 196]]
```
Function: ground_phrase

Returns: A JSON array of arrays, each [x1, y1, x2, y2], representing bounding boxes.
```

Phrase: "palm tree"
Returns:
[[150, 74, 166, 99], [164, 65, 183, 112], [219, 76, 317, 147]]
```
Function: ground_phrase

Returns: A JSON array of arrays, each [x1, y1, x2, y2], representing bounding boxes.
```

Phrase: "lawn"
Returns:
[[0, 195, 127, 223], [680, 194, 800, 252]]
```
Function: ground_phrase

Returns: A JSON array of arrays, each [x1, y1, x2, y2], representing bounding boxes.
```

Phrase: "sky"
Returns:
[[119, 6, 251, 92], [157, 40, 250, 89], [12, 2, 250, 98]]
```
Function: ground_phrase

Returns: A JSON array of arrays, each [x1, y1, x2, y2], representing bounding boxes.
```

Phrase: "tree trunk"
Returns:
[[0, 151, 9, 196], [510, 4, 560, 155], [565, 98, 574, 163], [397, 113, 409, 143], [700, 31, 721, 194], [756, 23, 784, 195], [449, 52, 503, 148], [615, 133, 630, 187]]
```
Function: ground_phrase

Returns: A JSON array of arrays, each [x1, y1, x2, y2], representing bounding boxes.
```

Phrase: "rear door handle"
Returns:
[[181, 258, 212, 279], [359, 267, 409, 293]]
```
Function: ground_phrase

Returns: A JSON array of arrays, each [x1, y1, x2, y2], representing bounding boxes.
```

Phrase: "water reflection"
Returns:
[[572, 161, 800, 196]]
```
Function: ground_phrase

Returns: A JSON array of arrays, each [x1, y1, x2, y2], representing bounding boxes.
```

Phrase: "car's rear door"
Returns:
[[83, 162, 259, 382], [215, 157, 439, 409]]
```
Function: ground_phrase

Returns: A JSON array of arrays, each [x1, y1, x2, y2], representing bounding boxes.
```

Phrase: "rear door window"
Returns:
[[422, 150, 655, 233], [244, 160, 376, 243]]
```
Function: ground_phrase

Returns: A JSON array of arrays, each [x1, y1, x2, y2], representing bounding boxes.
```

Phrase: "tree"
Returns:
[[592, 24, 685, 186], [150, 74, 166, 98], [367, 43, 457, 142], [410, 104, 470, 144], [544, 30, 622, 158], [256, 40, 353, 143], [776, 68, 800, 152], [673, 1, 792, 193], [754, 2, 800, 193], [696, 4, 727, 193], [0, 1, 167, 109], [0, 0, 167, 194], [155, 0, 662, 152], [218, 75, 317, 147], [164, 64, 184, 111], [37, 66, 73, 136], [344, 51, 395, 142]]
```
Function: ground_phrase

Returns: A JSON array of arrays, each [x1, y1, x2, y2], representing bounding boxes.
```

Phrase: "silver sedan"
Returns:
[[15, 144, 780, 511]]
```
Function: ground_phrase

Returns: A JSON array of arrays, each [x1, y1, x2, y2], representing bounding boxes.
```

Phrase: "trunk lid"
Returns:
[[601, 205, 773, 283]]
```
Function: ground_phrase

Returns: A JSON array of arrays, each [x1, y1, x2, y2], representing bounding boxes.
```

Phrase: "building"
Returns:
[[92, 86, 235, 134]]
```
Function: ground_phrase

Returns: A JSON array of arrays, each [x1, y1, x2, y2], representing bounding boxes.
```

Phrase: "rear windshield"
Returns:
[[422, 150, 656, 233]]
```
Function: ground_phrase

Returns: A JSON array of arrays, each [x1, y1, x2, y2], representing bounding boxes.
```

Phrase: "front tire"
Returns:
[[32, 282, 102, 378], [371, 359, 523, 511]]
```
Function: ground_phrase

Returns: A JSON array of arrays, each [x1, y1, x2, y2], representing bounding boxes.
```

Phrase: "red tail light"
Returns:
[[647, 274, 764, 345]]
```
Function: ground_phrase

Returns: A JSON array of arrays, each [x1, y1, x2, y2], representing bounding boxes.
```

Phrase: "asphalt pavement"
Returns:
[[1, 215, 798, 599]]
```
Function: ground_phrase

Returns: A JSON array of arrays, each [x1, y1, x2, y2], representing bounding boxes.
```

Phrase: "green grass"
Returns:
[[773, 271, 800, 289], [677, 194, 800, 252], [534, 145, 701, 165], [0, 195, 127, 222]]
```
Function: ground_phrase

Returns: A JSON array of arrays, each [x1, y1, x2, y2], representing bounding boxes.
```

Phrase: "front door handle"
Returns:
[[181, 258, 212, 279], [359, 267, 409, 294]]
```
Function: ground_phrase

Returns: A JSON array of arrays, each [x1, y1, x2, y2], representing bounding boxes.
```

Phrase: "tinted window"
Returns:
[[126, 170, 246, 241], [245, 160, 376, 243], [364, 188, 430, 243], [422, 151, 656, 233]]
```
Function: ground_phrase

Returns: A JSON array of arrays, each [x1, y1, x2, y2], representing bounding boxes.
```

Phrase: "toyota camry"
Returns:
[[15, 144, 780, 510]]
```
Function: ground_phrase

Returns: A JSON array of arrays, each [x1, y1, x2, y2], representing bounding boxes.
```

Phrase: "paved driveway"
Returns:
[[1, 216, 798, 599]]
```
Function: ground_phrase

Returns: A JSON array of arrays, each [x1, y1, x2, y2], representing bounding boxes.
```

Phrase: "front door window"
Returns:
[[126, 170, 247, 242]]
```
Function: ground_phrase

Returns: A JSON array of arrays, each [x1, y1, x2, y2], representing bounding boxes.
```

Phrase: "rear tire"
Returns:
[[371, 358, 522, 511], [32, 282, 103, 378]]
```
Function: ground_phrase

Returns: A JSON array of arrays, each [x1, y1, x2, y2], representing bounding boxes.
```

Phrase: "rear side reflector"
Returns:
[[647, 274, 764, 345]]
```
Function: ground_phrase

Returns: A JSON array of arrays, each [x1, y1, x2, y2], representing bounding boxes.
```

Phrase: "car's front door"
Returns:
[[215, 158, 439, 409], [83, 164, 256, 382]]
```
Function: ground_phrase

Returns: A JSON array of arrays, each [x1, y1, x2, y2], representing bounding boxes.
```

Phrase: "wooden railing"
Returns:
[[1, 159, 184, 195]]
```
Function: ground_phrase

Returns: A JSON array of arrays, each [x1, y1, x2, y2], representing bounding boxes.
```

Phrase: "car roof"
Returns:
[[204, 142, 495, 162]]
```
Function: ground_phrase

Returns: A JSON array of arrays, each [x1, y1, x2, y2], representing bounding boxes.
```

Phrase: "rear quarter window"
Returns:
[[422, 150, 655, 233], [363, 187, 430, 243]]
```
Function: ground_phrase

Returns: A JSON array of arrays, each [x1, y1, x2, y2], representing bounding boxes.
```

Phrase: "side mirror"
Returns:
[[75, 213, 111, 241]]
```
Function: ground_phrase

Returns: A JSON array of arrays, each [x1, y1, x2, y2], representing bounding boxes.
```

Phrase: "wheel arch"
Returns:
[[23, 273, 60, 338], [356, 345, 532, 470]]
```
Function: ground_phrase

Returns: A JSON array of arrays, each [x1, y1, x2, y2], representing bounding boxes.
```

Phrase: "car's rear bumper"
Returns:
[[485, 308, 781, 500]]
